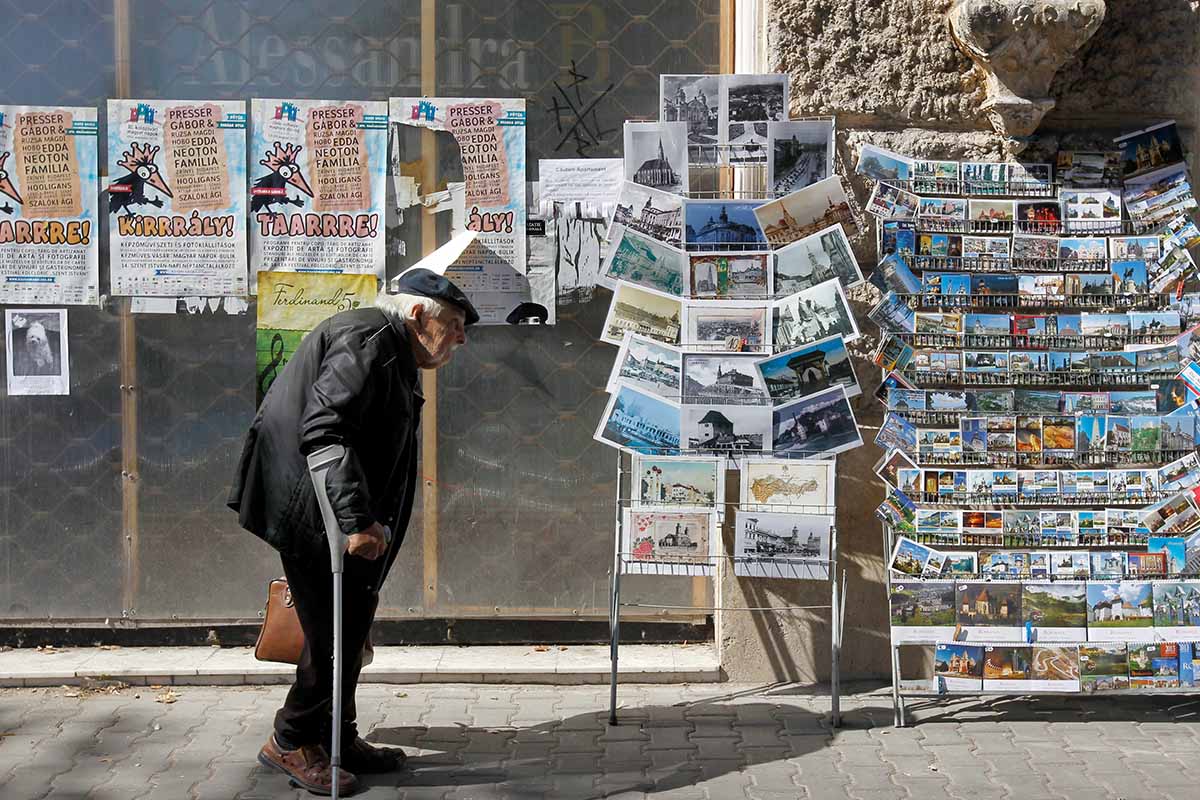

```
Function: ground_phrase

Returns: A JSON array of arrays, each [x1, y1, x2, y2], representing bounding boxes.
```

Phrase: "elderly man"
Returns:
[[229, 268, 475, 796]]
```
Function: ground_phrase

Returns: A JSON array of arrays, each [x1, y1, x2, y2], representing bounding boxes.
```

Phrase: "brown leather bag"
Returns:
[[254, 578, 375, 666]]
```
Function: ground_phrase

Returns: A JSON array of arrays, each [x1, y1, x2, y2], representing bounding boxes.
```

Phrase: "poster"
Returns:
[[6, 308, 69, 395], [255, 271, 377, 405], [0, 106, 98, 304], [391, 97, 535, 325], [106, 99, 247, 296], [250, 99, 387, 281]]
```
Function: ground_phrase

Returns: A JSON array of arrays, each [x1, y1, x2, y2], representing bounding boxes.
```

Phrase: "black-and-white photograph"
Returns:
[[684, 301, 771, 353], [722, 74, 788, 158], [682, 353, 768, 405], [6, 308, 69, 396], [623, 121, 689, 195], [767, 120, 834, 196], [771, 385, 862, 457], [734, 510, 832, 579], [602, 282, 683, 346], [610, 181, 684, 247], [682, 404, 771, 452], [773, 278, 859, 350], [660, 74, 720, 165], [607, 333, 682, 401], [773, 223, 863, 294]]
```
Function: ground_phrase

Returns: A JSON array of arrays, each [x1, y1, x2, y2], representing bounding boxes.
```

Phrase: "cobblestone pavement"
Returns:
[[2, 682, 1199, 799]]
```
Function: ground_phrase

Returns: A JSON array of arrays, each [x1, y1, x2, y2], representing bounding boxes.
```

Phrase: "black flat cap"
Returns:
[[395, 268, 480, 326]]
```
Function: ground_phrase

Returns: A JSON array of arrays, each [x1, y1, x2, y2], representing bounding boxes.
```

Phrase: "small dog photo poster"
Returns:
[[6, 308, 69, 395]]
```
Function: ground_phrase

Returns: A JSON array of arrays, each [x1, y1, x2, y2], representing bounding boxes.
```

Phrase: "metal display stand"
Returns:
[[607, 452, 847, 729]]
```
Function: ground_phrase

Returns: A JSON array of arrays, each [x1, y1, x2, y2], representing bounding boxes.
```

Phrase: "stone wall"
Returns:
[[719, 0, 1200, 683]]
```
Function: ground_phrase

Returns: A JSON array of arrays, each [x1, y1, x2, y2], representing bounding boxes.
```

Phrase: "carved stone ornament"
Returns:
[[948, 0, 1105, 146]]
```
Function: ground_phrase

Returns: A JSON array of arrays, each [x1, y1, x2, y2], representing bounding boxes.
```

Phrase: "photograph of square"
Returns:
[[623, 507, 717, 575], [734, 510, 832, 579], [607, 333, 682, 401], [689, 252, 771, 299], [773, 223, 863, 294], [660, 74, 720, 164], [684, 301, 770, 353], [632, 455, 721, 507], [771, 385, 861, 457], [754, 176, 857, 247], [767, 119, 834, 195], [969, 199, 1015, 223], [602, 282, 683, 346], [756, 335, 859, 402], [682, 353, 768, 405], [602, 227, 686, 296], [624, 121, 688, 194], [723, 74, 788, 124], [610, 181, 684, 247]]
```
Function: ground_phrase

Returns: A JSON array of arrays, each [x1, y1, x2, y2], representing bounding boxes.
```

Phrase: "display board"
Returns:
[[862, 127, 1200, 721]]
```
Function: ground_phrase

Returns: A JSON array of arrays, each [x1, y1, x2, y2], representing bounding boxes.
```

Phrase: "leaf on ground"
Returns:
[[533, 645, 549, 652], [154, 688, 180, 704]]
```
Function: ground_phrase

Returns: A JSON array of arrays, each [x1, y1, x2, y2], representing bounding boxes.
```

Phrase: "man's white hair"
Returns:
[[376, 291, 459, 323]]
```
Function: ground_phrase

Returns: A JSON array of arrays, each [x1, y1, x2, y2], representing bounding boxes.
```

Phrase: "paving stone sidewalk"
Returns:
[[2, 681, 1199, 799]]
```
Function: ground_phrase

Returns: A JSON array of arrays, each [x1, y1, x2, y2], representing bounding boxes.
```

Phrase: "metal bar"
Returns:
[[419, 0, 439, 612], [114, 0, 138, 617], [609, 452, 623, 726], [835, 534, 844, 729]]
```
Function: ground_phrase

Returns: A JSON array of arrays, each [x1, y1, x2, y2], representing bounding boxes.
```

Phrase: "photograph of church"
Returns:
[[624, 121, 688, 194], [685, 201, 767, 245], [774, 223, 864, 293], [660, 74, 719, 164]]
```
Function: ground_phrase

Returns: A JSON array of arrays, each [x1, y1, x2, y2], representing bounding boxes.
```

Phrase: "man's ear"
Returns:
[[411, 302, 425, 326]]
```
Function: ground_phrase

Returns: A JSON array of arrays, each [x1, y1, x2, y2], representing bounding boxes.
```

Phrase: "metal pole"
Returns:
[[830, 539, 841, 729], [608, 452, 623, 726]]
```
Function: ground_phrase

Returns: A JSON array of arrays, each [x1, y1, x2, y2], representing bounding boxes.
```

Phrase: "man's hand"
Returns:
[[347, 522, 388, 560]]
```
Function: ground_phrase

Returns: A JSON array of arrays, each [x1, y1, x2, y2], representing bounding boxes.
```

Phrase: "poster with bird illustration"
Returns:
[[249, 99, 387, 286], [106, 99, 247, 297], [0, 106, 98, 305]]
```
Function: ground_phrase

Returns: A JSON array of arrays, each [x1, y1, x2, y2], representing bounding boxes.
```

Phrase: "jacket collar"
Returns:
[[376, 308, 420, 395]]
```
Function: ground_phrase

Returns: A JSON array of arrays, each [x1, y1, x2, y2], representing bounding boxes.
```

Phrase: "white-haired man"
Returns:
[[229, 268, 475, 796]]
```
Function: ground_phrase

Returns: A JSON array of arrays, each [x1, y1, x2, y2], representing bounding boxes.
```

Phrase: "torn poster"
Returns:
[[390, 97, 543, 325], [249, 99, 387, 283], [106, 100, 247, 296], [6, 308, 69, 395], [255, 271, 376, 405], [0, 106, 98, 305], [130, 296, 249, 315]]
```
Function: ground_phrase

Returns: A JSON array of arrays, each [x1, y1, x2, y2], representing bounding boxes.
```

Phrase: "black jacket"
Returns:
[[228, 307, 423, 560]]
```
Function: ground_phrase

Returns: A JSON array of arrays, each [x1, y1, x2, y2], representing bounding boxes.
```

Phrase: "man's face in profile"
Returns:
[[412, 306, 467, 369]]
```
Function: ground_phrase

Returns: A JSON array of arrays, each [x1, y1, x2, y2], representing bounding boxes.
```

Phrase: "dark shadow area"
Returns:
[[337, 702, 893, 798], [899, 692, 1200, 726]]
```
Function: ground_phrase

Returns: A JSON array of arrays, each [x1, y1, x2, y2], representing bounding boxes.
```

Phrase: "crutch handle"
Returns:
[[306, 444, 350, 569]]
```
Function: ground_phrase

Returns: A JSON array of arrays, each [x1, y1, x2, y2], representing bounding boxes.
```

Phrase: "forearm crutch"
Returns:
[[307, 444, 351, 800]]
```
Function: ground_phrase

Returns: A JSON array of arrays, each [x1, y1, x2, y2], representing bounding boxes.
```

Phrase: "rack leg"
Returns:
[[891, 643, 906, 728], [608, 561, 621, 726], [830, 567, 841, 729]]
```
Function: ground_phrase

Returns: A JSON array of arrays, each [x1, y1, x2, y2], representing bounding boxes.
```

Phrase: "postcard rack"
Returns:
[[607, 450, 848, 729], [879, 520, 1200, 728]]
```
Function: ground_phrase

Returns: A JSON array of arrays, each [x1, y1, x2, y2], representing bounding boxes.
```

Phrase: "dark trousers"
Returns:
[[273, 548, 394, 750]]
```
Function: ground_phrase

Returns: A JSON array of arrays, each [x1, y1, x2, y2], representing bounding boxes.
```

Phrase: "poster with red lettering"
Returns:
[[249, 99, 388, 288], [0, 105, 98, 305], [106, 100, 247, 296]]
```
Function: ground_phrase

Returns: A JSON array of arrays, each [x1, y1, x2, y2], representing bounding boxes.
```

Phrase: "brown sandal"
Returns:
[[258, 735, 361, 796]]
